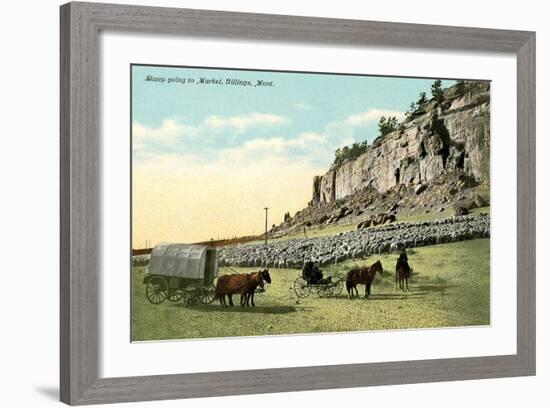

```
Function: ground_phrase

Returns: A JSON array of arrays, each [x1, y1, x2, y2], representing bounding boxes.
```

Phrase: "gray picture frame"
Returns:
[[60, 2, 536, 405]]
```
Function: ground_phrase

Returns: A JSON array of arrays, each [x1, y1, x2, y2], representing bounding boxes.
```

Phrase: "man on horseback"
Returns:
[[398, 249, 408, 263], [395, 249, 412, 291]]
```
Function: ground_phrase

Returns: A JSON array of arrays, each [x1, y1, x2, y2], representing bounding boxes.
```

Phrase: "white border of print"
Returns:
[[100, 32, 516, 378]]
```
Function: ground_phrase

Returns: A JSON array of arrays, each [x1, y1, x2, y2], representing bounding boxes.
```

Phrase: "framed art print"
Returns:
[[60, 2, 535, 405]]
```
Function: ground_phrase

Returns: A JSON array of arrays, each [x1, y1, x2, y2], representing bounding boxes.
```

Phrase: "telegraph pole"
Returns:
[[264, 207, 269, 246]]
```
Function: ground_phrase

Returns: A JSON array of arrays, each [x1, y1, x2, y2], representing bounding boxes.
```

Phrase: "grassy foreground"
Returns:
[[131, 239, 490, 341]]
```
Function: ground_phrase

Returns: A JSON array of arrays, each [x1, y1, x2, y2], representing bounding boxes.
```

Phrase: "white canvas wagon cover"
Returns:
[[147, 243, 218, 280]]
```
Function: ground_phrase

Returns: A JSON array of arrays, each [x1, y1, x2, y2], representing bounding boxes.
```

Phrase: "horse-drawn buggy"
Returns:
[[143, 243, 218, 306], [293, 261, 344, 298]]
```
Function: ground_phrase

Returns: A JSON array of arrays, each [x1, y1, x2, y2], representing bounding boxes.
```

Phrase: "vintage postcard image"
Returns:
[[131, 65, 490, 341]]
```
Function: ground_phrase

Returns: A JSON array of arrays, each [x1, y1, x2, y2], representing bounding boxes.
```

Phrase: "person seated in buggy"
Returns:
[[302, 261, 332, 285]]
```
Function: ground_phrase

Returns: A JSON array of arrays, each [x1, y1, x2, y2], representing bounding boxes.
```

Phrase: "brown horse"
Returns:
[[215, 269, 271, 307], [395, 253, 412, 291], [346, 260, 383, 299], [240, 269, 271, 307], [215, 273, 247, 307]]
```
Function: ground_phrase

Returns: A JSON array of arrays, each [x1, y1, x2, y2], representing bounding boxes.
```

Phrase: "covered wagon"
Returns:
[[143, 243, 218, 305]]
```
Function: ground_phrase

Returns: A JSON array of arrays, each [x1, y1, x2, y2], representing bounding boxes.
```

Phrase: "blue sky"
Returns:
[[131, 65, 456, 244], [132, 65, 455, 168]]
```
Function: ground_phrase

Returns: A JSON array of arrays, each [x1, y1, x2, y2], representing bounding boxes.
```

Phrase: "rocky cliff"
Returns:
[[312, 81, 490, 204], [272, 81, 490, 235]]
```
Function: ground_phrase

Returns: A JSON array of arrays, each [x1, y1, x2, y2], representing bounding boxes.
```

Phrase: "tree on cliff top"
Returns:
[[431, 79, 445, 105], [417, 92, 428, 107], [333, 141, 368, 167], [332, 116, 399, 166], [378, 116, 399, 137]]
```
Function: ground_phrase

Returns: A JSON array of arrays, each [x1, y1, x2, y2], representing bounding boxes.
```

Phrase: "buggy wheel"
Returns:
[[146, 276, 168, 305], [198, 284, 216, 304], [333, 279, 344, 296], [167, 290, 184, 303], [318, 285, 331, 298], [294, 277, 310, 298]]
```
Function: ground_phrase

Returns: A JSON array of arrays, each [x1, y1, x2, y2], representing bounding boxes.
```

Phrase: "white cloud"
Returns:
[[133, 119, 198, 147], [343, 109, 405, 126], [316, 108, 405, 149], [202, 112, 289, 133], [241, 137, 288, 153], [221, 131, 328, 162], [292, 102, 312, 111], [133, 112, 290, 157], [291, 132, 326, 146], [133, 108, 404, 172]]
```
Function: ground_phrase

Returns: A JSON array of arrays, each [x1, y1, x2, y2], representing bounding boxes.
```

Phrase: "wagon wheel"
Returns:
[[293, 277, 310, 298], [145, 276, 169, 305], [185, 292, 200, 306], [167, 289, 184, 303], [333, 279, 344, 296], [197, 284, 216, 304]]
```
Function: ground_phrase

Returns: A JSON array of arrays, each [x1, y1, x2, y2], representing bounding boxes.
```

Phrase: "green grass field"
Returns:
[[131, 238, 490, 341]]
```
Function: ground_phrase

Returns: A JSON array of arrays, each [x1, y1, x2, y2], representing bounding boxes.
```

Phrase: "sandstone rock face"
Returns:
[[311, 82, 490, 205]]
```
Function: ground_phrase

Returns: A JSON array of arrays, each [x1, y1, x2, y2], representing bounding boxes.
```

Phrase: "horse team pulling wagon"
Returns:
[[143, 243, 218, 306]]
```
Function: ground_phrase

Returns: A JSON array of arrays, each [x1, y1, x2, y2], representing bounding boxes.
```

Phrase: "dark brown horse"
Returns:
[[346, 260, 383, 299], [215, 273, 247, 307], [240, 269, 271, 307], [215, 269, 271, 307], [395, 252, 412, 291]]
